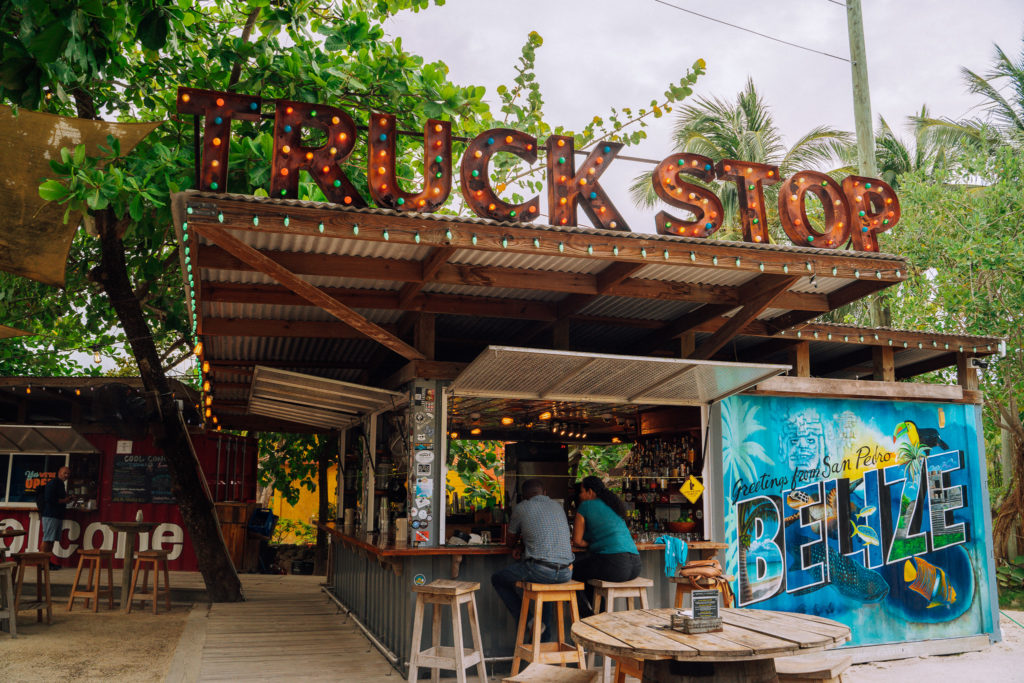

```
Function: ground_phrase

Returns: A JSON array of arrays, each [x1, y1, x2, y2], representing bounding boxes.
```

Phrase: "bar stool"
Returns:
[[0, 561, 15, 637], [127, 549, 171, 614], [13, 552, 53, 624], [67, 548, 115, 612], [669, 572, 734, 609], [407, 579, 488, 683], [586, 577, 653, 682], [511, 581, 586, 677]]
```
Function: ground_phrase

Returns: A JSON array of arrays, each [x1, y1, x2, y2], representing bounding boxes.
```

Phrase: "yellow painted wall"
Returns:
[[270, 464, 338, 544]]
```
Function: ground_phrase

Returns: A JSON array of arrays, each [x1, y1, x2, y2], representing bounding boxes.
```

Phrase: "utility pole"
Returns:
[[846, 0, 877, 177], [846, 0, 888, 326]]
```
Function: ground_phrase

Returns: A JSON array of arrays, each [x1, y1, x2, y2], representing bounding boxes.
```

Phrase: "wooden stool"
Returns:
[[587, 577, 653, 683], [776, 653, 852, 682], [127, 549, 171, 614], [67, 549, 115, 612], [13, 552, 52, 624], [511, 581, 586, 677], [669, 573, 734, 608], [0, 561, 15, 637], [407, 579, 488, 683], [503, 662, 599, 682]]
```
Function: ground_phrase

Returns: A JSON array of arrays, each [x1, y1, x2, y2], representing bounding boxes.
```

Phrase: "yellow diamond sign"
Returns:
[[679, 476, 704, 504]]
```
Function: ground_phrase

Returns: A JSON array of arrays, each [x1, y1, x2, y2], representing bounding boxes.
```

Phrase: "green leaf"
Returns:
[[38, 180, 69, 202], [28, 22, 71, 65], [137, 9, 170, 51]]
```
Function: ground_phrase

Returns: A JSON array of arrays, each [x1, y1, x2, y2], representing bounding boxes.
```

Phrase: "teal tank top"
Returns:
[[578, 498, 638, 555]]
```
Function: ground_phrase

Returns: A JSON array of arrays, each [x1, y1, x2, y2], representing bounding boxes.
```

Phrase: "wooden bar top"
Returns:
[[320, 522, 727, 559]]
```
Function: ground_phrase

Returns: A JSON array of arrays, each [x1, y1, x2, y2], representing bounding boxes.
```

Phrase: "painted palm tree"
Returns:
[[631, 79, 853, 241], [917, 37, 1024, 149], [736, 497, 777, 604], [721, 397, 771, 485]]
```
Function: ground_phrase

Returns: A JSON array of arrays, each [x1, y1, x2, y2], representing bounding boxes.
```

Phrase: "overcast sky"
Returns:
[[386, 1, 1024, 231]]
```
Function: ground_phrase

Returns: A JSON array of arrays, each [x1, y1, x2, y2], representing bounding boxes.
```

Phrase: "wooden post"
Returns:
[[788, 341, 810, 377], [872, 347, 895, 382], [679, 331, 695, 359], [553, 319, 570, 350], [414, 313, 436, 360], [957, 354, 979, 391]]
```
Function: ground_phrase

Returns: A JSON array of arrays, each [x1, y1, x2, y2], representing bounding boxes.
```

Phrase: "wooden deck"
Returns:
[[186, 574, 401, 682]]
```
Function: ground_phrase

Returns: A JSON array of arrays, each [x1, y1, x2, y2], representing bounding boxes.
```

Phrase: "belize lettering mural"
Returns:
[[721, 394, 997, 647], [177, 86, 899, 251]]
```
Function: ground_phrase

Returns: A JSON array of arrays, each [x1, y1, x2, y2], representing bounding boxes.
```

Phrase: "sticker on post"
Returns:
[[415, 530, 431, 543], [413, 574, 426, 586], [415, 450, 434, 464]]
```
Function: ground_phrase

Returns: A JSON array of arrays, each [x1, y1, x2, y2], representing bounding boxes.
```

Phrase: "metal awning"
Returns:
[[449, 346, 790, 406], [0, 425, 98, 453], [247, 366, 407, 430]]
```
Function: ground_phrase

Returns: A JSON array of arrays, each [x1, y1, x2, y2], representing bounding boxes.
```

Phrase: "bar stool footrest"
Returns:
[[414, 645, 483, 669]]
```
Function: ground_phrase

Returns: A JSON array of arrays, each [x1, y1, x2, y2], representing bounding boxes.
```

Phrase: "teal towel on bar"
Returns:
[[655, 535, 688, 577]]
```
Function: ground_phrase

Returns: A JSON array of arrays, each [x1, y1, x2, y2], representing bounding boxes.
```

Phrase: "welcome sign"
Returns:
[[177, 87, 899, 251], [721, 394, 996, 647]]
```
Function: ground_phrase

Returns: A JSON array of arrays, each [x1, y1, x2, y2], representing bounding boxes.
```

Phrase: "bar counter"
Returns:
[[320, 521, 726, 676]]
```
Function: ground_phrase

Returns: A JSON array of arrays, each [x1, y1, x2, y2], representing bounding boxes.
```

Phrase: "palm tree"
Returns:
[[916, 37, 1024, 149], [631, 78, 853, 241], [736, 498, 777, 604]]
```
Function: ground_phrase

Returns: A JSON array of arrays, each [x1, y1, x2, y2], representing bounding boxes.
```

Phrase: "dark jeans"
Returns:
[[491, 559, 573, 642], [572, 551, 643, 617]]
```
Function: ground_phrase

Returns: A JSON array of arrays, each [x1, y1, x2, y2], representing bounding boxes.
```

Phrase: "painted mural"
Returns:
[[721, 394, 997, 647]]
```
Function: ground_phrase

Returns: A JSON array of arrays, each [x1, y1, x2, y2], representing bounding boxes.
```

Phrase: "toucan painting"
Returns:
[[893, 420, 949, 451]]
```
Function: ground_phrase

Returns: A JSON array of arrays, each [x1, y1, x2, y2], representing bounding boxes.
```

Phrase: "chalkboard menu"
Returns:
[[111, 454, 174, 504]]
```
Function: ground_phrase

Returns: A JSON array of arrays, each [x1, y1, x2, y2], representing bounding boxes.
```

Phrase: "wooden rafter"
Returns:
[[690, 275, 799, 360], [203, 318, 391, 338], [516, 261, 646, 344], [631, 304, 737, 355], [191, 223, 424, 361], [398, 246, 456, 308]]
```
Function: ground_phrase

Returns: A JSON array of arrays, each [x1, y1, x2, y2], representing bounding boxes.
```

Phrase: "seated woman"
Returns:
[[571, 475, 642, 617]]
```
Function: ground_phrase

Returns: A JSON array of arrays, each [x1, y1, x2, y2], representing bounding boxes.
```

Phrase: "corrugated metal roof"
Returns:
[[577, 296, 701, 321]]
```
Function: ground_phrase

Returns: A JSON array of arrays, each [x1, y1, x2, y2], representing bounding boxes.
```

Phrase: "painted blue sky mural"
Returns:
[[721, 395, 997, 647]]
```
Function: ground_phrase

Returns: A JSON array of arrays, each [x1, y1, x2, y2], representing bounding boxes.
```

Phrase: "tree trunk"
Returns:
[[94, 208, 243, 601], [315, 438, 330, 575], [990, 398, 1024, 563]]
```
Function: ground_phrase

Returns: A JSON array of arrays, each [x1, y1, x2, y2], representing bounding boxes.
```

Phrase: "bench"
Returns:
[[775, 653, 853, 682]]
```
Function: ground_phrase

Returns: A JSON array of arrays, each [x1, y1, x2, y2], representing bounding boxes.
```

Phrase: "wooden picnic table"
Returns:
[[571, 607, 850, 682]]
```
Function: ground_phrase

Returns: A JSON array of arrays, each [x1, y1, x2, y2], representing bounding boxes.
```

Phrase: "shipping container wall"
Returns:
[[719, 394, 998, 648]]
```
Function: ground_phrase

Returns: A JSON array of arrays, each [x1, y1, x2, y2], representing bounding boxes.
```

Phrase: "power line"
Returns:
[[651, 0, 851, 63], [825, 0, 846, 6]]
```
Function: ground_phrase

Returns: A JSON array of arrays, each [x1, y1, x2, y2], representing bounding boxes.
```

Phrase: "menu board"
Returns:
[[111, 454, 174, 504]]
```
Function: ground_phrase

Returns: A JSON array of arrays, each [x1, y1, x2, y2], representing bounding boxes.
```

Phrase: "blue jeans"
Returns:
[[491, 560, 572, 642]]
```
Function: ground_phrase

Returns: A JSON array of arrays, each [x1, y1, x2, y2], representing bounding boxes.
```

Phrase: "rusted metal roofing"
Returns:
[[169, 191, 1002, 429]]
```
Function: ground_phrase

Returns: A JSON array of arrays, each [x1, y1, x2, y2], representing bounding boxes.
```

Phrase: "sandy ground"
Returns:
[[0, 604, 190, 683], [847, 610, 1024, 682]]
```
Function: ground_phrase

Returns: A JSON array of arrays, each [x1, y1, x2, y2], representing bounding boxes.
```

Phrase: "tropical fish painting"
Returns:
[[856, 505, 876, 520], [904, 557, 957, 608], [851, 520, 880, 546], [792, 545, 889, 603]]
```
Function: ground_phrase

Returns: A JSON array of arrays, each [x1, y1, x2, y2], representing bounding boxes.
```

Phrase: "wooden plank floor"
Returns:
[[197, 575, 401, 682]]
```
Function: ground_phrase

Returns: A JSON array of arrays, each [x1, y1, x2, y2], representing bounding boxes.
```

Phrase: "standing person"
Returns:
[[571, 475, 641, 617], [491, 479, 574, 640], [40, 466, 70, 570]]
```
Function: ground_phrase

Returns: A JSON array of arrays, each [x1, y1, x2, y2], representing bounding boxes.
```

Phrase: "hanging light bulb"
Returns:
[[538, 411, 552, 421], [470, 427, 482, 435], [93, 346, 102, 364], [212, 416, 218, 424], [26, 385, 31, 394], [202, 380, 210, 393], [204, 395, 212, 407], [193, 340, 203, 357], [202, 360, 210, 373], [75, 389, 81, 396], [500, 416, 514, 426], [449, 431, 459, 439], [205, 407, 212, 418]]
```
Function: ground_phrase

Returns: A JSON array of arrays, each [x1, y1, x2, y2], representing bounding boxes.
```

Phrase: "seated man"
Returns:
[[491, 479, 574, 640]]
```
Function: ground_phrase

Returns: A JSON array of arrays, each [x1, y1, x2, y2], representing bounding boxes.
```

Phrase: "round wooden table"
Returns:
[[0, 528, 27, 561], [103, 521, 159, 611], [571, 607, 850, 682]]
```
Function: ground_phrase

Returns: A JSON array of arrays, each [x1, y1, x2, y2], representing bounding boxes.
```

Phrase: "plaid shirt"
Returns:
[[509, 495, 574, 566]]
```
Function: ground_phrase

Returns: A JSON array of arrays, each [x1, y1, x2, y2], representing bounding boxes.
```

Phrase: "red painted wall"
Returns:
[[0, 431, 256, 571]]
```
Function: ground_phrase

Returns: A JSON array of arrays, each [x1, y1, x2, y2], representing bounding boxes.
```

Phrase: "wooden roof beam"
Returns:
[[630, 303, 737, 355], [193, 223, 425, 361], [203, 318, 391, 339], [398, 246, 457, 308], [690, 275, 799, 360], [197, 245, 830, 311]]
